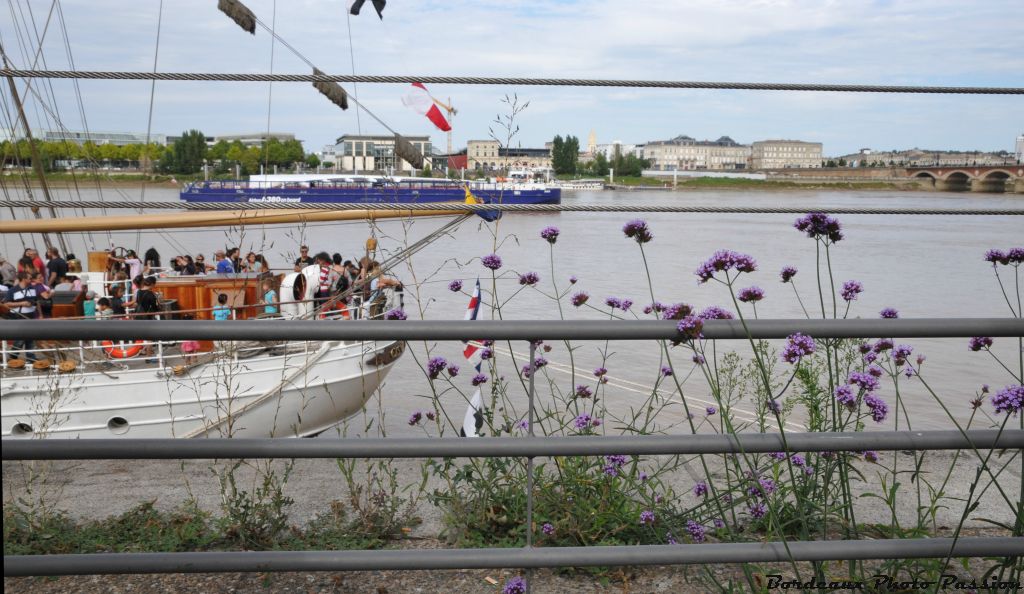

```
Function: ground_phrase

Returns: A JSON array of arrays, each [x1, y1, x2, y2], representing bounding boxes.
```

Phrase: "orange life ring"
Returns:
[[101, 340, 145, 359]]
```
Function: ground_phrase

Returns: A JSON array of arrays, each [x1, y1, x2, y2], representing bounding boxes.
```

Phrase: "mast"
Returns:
[[2, 45, 69, 254]]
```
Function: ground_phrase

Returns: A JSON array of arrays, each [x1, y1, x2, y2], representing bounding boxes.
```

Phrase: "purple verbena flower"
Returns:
[[848, 371, 881, 392], [706, 406, 717, 416], [623, 219, 653, 243], [985, 249, 1009, 266], [594, 367, 607, 377], [639, 510, 656, 525], [661, 365, 673, 377], [448, 279, 463, 292], [873, 338, 894, 353], [575, 384, 592, 398], [892, 344, 913, 366], [695, 250, 757, 283], [713, 518, 726, 529], [880, 307, 899, 319], [569, 275, 578, 284], [780, 266, 798, 283], [769, 451, 786, 461], [834, 385, 856, 408], [571, 291, 589, 307], [969, 336, 993, 351], [1008, 247, 1024, 264], [518, 271, 540, 286], [662, 302, 693, 320], [667, 533, 678, 545], [864, 393, 889, 423], [863, 450, 880, 463], [791, 454, 806, 467], [781, 333, 816, 364], [471, 373, 488, 386], [503, 576, 527, 594], [426, 410, 436, 421], [767, 399, 782, 414], [676, 316, 704, 341], [515, 419, 529, 431], [863, 351, 878, 364], [426, 356, 447, 379], [692, 353, 706, 365], [447, 364, 460, 377], [620, 299, 633, 311], [841, 280, 863, 302], [737, 286, 765, 303], [480, 348, 493, 360], [991, 385, 1023, 415], [747, 477, 776, 498], [383, 308, 407, 320], [541, 522, 555, 536], [867, 364, 884, 378], [574, 414, 600, 430], [408, 411, 423, 426], [540, 226, 560, 244], [686, 520, 706, 543], [693, 481, 708, 497], [794, 212, 843, 243], [481, 253, 502, 270], [698, 305, 734, 320], [605, 296, 622, 309]]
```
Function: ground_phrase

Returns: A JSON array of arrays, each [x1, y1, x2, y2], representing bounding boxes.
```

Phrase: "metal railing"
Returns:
[[3, 317, 1023, 578]]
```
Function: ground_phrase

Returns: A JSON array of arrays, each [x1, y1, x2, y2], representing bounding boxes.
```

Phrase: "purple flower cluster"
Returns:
[[571, 291, 589, 307], [514, 419, 529, 431], [676, 316, 704, 341], [693, 481, 709, 497], [991, 385, 1023, 415], [447, 364, 460, 377], [663, 302, 694, 320], [686, 519, 706, 543], [780, 266, 798, 283], [695, 250, 757, 284], [574, 413, 601, 430], [781, 333, 816, 364], [835, 385, 856, 408], [879, 307, 899, 319], [541, 522, 555, 536], [594, 367, 607, 378], [639, 510, 656, 525], [603, 454, 628, 476], [699, 305, 734, 320], [481, 253, 502, 270], [383, 308, 407, 320], [985, 248, 1024, 266], [471, 373, 488, 386], [767, 399, 782, 414], [540, 226, 560, 244], [769, 451, 787, 461], [661, 365, 674, 377], [790, 454, 806, 467], [623, 219, 653, 243], [569, 275, 578, 284], [503, 576, 527, 594], [873, 338, 894, 352], [408, 411, 423, 426], [737, 286, 765, 303], [692, 353, 706, 365], [427, 356, 447, 379], [575, 384, 592, 398], [644, 301, 666, 315], [968, 336, 993, 351], [848, 371, 881, 392], [747, 477, 776, 498], [480, 348, 493, 360], [706, 406, 717, 416], [863, 393, 889, 423], [891, 344, 913, 366], [748, 502, 768, 519], [518, 271, 540, 286], [794, 212, 843, 243], [448, 279, 463, 292], [863, 450, 880, 463], [840, 280, 863, 302]]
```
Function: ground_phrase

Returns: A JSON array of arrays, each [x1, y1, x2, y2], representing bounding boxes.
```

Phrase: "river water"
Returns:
[[2, 187, 1021, 433]]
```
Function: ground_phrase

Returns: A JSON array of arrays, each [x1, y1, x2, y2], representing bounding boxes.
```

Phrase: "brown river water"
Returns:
[[2, 187, 1021, 433]]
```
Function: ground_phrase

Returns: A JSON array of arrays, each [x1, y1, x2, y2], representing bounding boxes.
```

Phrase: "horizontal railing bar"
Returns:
[[1, 200, 1023, 216], [4, 431, 1020, 461], [5, 538, 1021, 576], [2, 319, 1021, 342]]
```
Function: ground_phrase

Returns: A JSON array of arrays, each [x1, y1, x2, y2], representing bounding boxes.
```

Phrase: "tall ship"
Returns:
[[181, 174, 561, 205]]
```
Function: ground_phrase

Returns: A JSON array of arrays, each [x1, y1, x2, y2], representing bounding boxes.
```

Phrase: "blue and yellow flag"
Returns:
[[464, 186, 501, 222]]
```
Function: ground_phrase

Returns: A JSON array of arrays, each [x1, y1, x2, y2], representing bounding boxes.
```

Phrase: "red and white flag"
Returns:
[[402, 82, 451, 132]]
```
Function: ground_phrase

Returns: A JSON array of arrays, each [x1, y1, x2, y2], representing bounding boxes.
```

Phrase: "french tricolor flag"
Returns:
[[402, 82, 452, 132]]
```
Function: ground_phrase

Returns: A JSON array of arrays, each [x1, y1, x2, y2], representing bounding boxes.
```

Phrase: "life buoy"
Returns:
[[102, 340, 145, 359]]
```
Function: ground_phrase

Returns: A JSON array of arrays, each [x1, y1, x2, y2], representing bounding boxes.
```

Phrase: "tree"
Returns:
[[421, 163, 432, 177], [591, 152, 609, 176], [305, 153, 321, 169], [163, 129, 207, 174], [551, 135, 564, 173]]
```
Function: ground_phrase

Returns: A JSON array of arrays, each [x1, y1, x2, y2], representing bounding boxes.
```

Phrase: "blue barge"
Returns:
[[180, 177, 560, 205]]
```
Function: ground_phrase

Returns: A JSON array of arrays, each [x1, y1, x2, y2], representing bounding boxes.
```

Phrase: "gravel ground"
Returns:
[[4, 449, 1020, 593]]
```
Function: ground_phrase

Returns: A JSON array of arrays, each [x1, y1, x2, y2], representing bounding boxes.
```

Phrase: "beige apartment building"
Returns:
[[467, 139, 552, 171], [644, 135, 749, 170], [751, 140, 823, 169]]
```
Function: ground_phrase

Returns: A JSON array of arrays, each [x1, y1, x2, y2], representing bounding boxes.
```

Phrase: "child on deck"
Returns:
[[212, 293, 232, 320], [260, 279, 278, 315], [96, 297, 113, 319]]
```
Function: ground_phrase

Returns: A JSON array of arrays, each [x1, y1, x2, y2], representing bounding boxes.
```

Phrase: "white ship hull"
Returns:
[[1, 339, 404, 439]]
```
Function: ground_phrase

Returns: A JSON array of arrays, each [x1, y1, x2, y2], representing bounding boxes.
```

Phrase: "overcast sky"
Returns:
[[2, 0, 1022, 156]]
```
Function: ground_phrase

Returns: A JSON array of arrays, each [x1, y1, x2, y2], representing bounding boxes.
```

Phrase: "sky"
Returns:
[[2, 0, 1022, 157]]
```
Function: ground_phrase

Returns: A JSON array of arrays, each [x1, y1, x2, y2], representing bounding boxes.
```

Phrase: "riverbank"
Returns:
[[604, 175, 922, 191]]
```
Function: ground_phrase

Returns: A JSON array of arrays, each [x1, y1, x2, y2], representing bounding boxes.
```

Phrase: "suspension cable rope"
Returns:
[[0, 200, 1020, 216], [1, 69, 1021, 94]]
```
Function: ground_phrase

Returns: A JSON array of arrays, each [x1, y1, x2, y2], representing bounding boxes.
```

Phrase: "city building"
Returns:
[[644, 135, 749, 171], [207, 132, 296, 147], [467, 139, 552, 172], [1016, 134, 1024, 163], [751, 140, 823, 169], [38, 130, 169, 146], [592, 141, 644, 160], [323, 134, 432, 173], [836, 148, 1017, 167]]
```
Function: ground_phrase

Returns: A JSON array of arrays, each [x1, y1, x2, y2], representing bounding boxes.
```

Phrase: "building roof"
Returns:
[[648, 134, 744, 147]]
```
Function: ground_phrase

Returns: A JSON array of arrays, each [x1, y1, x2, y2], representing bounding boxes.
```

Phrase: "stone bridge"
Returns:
[[906, 165, 1024, 193]]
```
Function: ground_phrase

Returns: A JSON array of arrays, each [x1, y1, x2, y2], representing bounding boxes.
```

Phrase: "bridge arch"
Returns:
[[940, 170, 973, 182], [912, 171, 938, 180], [979, 169, 1017, 181]]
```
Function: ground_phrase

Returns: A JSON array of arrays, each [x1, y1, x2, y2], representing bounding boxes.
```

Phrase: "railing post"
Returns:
[[524, 339, 537, 593]]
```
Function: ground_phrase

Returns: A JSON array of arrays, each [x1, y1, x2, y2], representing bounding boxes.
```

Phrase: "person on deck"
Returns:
[[109, 285, 127, 317], [109, 250, 143, 280], [214, 250, 234, 274], [22, 248, 45, 275], [2, 272, 39, 360], [96, 297, 113, 319], [313, 252, 335, 311], [294, 245, 314, 271], [132, 277, 161, 319], [29, 272, 52, 318], [45, 247, 68, 287], [1, 255, 18, 286], [260, 278, 278, 315], [213, 293, 232, 321]]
